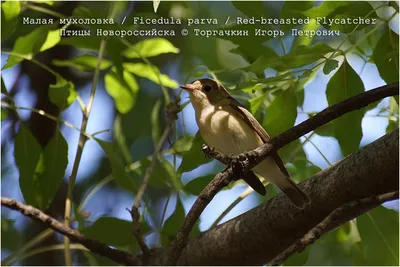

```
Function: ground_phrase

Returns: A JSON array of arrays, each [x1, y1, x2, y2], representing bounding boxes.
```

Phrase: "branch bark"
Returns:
[[165, 82, 399, 265], [154, 128, 399, 265]]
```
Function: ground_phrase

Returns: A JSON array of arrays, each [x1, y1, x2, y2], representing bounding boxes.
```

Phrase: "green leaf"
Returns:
[[161, 197, 200, 246], [1, 76, 7, 94], [230, 42, 278, 64], [14, 124, 42, 206], [303, 2, 348, 17], [96, 139, 137, 192], [178, 132, 212, 174], [162, 198, 185, 236], [48, 77, 77, 110], [1, 1, 20, 41], [249, 93, 266, 114], [291, 18, 320, 49], [280, 1, 314, 32], [104, 69, 139, 114], [386, 119, 398, 133], [153, 0, 160, 13], [52, 55, 112, 72], [314, 121, 336, 137], [151, 99, 163, 145], [263, 88, 298, 137], [134, 157, 182, 190], [170, 135, 194, 154], [372, 30, 399, 84], [1, 108, 7, 121], [2, 25, 53, 70], [279, 139, 307, 170], [123, 38, 179, 58], [323, 59, 339, 75], [40, 29, 61, 52], [231, 1, 266, 17], [123, 63, 178, 88], [247, 43, 333, 74], [324, 2, 377, 33], [81, 216, 150, 250], [357, 206, 399, 265], [37, 131, 68, 209], [326, 59, 365, 156], [184, 174, 215, 195], [1, 218, 21, 251]]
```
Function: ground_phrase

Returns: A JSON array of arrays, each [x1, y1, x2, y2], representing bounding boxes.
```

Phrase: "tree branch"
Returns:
[[1, 197, 139, 266], [128, 98, 180, 256], [269, 191, 399, 266], [153, 128, 399, 265], [165, 82, 399, 265]]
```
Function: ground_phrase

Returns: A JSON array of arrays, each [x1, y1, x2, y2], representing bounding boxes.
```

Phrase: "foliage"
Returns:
[[1, 0, 398, 266]]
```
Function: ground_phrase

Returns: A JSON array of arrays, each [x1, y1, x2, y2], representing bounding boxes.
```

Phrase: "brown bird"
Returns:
[[181, 78, 310, 208]]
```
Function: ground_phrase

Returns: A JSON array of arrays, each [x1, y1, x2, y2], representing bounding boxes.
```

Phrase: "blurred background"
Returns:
[[1, 1, 399, 265]]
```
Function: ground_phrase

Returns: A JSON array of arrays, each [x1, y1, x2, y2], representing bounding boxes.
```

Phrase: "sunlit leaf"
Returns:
[[153, 0, 160, 13], [249, 93, 266, 114], [303, 2, 347, 17], [2, 25, 53, 70], [48, 77, 77, 110], [104, 68, 139, 114], [52, 55, 112, 72], [170, 135, 194, 154], [40, 29, 61, 52], [1, 1, 20, 40], [123, 38, 179, 58], [123, 63, 178, 88], [326, 59, 365, 156]]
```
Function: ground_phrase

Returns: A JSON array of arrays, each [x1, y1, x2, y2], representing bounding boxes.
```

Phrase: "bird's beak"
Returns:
[[180, 84, 196, 92]]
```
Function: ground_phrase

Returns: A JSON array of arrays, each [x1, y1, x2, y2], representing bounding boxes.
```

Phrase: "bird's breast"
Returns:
[[195, 105, 263, 155]]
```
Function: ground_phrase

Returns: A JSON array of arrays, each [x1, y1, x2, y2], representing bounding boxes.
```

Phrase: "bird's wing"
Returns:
[[227, 96, 290, 177]]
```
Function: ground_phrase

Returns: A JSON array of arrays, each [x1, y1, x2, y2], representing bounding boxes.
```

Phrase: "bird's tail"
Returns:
[[280, 178, 310, 209]]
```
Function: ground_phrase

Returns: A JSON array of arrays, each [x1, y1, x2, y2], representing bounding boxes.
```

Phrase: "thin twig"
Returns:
[[268, 191, 399, 266], [128, 98, 180, 255], [63, 39, 107, 265], [164, 82, 399, 265], [1, 197, 139, 266]]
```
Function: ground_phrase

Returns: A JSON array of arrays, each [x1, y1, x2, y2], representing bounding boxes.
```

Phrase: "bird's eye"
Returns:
[[203, 85, 212, 92]]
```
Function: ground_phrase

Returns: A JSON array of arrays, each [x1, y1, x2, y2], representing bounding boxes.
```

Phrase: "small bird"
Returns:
[[181, 78, 310, 209]]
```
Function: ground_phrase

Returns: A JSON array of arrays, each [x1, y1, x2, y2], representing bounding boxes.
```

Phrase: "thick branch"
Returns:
[[154, 128, 399, 265], [1, 198, 139, 266], [165, 83, 399, 265]]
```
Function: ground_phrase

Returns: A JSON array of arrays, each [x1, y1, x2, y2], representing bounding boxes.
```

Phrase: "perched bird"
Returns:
[[181, 78, 310, 209]]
